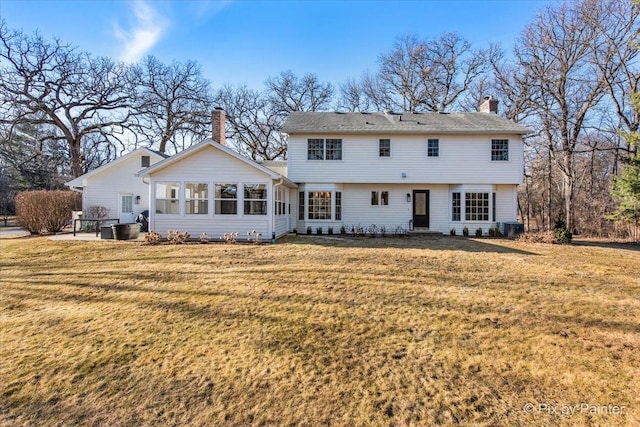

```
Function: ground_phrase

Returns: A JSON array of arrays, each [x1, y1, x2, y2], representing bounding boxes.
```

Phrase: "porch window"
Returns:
[[308, 191, 332, 220], [244, 184, 267, 215], [155, 182, 179, 214], [275, 187, 285, 216], [185, 183, 208, 215], [335, 191, 342, 220], [215, 183, 237, 215], [465, 192, 489, 221]]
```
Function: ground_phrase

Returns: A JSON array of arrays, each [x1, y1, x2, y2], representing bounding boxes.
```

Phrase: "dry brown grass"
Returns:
[[1, 236, 638, 426]]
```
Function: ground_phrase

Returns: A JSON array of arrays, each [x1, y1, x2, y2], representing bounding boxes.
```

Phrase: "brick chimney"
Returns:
[[479, 96, 498, 114], [211, 108, 226, 145]]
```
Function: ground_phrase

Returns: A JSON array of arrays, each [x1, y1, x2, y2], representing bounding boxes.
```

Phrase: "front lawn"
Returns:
[[1, 236, 638, 426]]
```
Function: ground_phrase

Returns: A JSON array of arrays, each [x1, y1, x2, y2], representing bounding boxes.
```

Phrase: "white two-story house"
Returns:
[[69, 100, 529, 239], [282, 99, 530, 235]]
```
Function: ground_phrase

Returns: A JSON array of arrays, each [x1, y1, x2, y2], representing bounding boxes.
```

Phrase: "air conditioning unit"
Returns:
[[499, 222, 524, 238]]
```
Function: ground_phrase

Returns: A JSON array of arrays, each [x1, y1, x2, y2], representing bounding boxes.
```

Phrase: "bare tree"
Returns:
[[507, 0, 611, 231], [373, 33, 496, 113], [214, 84, 286, 160], [0, 23, 137, 177], [590, 0, 640, 159], [265, 70, 334, 115], [135, 56, 214, 154]]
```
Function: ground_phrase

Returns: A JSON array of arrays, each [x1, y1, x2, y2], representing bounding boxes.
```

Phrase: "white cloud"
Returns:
[[114, 0, 169, 63]]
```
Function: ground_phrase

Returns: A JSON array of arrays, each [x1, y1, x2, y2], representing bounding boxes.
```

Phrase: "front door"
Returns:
[[413, 190, 430, 228], [118, 194, 135, 223]]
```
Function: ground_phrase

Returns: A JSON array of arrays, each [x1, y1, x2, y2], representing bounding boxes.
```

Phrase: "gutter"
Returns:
[[271, 177, 284, 243]]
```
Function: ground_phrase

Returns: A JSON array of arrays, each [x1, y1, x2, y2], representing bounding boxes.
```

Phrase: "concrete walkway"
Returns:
[[0, 226, 31, 239]]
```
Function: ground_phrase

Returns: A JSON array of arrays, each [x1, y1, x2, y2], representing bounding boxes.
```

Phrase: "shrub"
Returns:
[[167, 230, 190, 244], [340, 225, 346, 235], [199, 232, 210, 244], [462, 226, 469, 237], [16, 190, 81, 234], [247, 230, 262, 245], [517, 231, 555, 244], [306, 226, 312, 235], [553, 216, 573, 243], [144, 231, 162, 245], [327, 226, 334, 235], [86, 205, 109, 219], [316, 226, 323, 235], [368, 224, 378, 237], [380, 225, 387, 237], [475, 227, 483, 237], [221, 232, 239, 244], [450, 228, 456, 236]]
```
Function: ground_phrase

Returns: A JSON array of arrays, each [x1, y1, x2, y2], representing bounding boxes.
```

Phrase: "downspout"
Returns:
[[272, 177, 284, 243]]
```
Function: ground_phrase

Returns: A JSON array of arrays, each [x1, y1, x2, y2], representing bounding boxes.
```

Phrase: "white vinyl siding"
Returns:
[[78, 149, 163, 221], [288, 135, 523, 184], [149, 144, 291, 238]]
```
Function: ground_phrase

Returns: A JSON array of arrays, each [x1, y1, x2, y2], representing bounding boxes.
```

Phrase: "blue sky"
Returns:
[[1, 0, 551, 90]]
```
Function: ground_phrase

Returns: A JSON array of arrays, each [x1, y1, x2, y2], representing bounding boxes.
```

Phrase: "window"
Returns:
[[492, 192, 496, 222], [371, 191, 389, 206], [308, 191, 332, 220], [156, 182, 179, 214], [244, 184, 267, 215], [379, 139, 391, 157], [215, 183, 237, 215], [326, 139, 342, 160], [491, 139, 509, 161], [275, 188, 285, 216], [335, 191, 342, 221], [307, 138, 342, 160], [452, 192, 461, 221], [121, 195, 133, 214], [427, 139, 439, 157], [307, 139, 324, 160], [465, 192, 489, 221], [298, 192, 305, 220], [141, 155, 150, 167], [185, 183, 208, 215]]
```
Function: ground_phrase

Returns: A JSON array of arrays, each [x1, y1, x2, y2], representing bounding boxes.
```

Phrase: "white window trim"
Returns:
[[243, 183, 268, 216], [378, 138, 392, 158], [426, 138, 440, 158], [214, 182, 239, 216], [155, 181, 181, 216], [184, 182, 210, 216]]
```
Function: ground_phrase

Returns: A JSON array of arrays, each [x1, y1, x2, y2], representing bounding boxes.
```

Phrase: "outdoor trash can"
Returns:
[[100, 226, 114, 239], [111, 223, 141, 240]]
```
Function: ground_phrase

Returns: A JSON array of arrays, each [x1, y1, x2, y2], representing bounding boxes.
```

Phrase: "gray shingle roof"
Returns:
[[282, 111, 530, 135]]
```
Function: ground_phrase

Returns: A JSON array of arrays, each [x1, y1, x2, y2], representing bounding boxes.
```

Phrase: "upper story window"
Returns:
[[307, 138, 342, 160], [141, 155, 150, 167], [491, 139, 509, 161], [379, 139, 391, 157], [427, 139, 439, 157]]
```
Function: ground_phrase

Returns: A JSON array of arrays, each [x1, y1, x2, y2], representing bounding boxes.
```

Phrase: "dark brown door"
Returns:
[[413, 190, 430, 228]]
